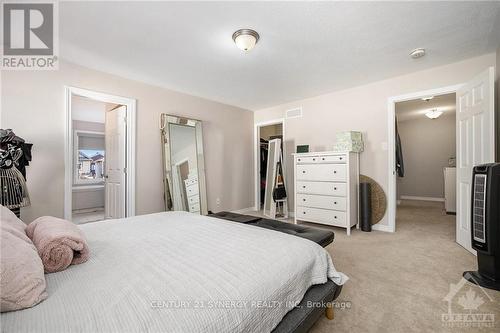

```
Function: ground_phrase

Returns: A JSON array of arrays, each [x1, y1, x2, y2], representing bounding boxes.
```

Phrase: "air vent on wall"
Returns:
[[286, 107, 303, 119]]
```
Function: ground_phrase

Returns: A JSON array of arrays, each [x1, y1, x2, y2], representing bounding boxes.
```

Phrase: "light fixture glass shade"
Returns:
[[232, 29, 259, 51], [425, 109, 443, 119], [235, 34, 256, 51]]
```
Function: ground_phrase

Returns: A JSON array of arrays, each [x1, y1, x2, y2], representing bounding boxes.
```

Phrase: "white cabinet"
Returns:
[[293, 151, 359, 235], [444, 167, 456, 214], [184, 175, 200, 214]]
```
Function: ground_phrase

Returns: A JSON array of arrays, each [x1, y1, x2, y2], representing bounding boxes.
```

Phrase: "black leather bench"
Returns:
[[209, 211, 335, 247]]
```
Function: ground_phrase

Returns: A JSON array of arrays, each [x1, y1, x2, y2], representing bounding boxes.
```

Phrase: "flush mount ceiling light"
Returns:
[[410, 48, 426, 59], [425, 109, 443, 119], [232, 29, 259, 51]]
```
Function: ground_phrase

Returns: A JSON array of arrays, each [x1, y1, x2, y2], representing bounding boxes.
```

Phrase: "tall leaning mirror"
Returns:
[[160, 114, 208, 215]]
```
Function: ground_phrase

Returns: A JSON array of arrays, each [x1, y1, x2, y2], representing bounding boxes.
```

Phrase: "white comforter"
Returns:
[[1, 212, 347, 333]]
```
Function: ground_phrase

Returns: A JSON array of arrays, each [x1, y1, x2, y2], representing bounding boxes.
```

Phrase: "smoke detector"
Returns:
[[410, 48, 426, 59]]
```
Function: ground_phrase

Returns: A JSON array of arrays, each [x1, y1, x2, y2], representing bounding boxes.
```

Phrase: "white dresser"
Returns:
[[184, 175, 200, 214], [443, 167, 456, 214], [293, 151, 359, 235]]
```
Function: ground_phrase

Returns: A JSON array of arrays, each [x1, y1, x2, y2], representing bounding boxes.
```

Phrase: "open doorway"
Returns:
[[64, 87, 136, 223], [255, 120, 284, 212], [71, 95, 113, 223], [387, 67, 495, 254], [395, 93, 457, 239]]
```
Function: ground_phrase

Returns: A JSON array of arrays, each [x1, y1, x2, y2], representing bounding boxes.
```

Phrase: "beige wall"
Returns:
[[254, 53, 496, 227], [73, 120, 105, 133], [1, 60, 254, 222], [260, 124, 283, 140], [396, 113, 455, 199]]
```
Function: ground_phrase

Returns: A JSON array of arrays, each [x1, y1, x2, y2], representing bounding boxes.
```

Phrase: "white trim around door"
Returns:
[[254, 118, 286, 211], [387, 84, 463, 233], [64, 86, 137, 220]]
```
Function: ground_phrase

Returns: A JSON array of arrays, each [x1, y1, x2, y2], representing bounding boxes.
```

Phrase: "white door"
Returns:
[[456, 67, 495, 253], [105, 105, 126, 219]]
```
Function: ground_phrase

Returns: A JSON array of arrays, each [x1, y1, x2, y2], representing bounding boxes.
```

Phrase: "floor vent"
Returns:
[[286, 107, 302, 119]]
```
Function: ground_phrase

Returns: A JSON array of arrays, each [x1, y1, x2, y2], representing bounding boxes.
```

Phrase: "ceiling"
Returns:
[[396, 93, 456, 122], [59, 2, 500, 111]]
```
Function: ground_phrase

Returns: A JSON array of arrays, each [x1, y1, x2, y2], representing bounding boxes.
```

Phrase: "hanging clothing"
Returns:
[[395, 119, 405, 177], [0, 129, 32, 209]]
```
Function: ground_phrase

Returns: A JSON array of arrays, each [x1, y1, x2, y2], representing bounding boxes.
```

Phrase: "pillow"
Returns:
[[0, 205, 48, 312], [1, 205, 27, 234]]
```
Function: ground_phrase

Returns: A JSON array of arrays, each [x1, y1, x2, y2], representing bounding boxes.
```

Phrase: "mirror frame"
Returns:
[[160, 114, 208, 215]]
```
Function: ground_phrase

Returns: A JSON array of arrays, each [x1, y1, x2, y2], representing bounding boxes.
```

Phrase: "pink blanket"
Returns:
[[26, 216, 90, 273]]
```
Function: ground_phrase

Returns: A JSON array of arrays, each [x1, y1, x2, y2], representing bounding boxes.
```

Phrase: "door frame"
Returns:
[[254, 118, 285, 211], [64, 86, 137, 220], [386, 83, 463, 233]]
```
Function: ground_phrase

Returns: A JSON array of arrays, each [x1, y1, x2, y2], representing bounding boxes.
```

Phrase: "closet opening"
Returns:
[[254, 120, 285, 213], [394, 92, 457, 240]]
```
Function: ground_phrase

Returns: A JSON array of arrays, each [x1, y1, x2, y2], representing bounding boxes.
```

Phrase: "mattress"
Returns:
[[1, 211, 347, 333]]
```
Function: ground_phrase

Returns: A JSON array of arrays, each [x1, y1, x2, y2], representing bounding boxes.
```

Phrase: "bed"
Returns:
[[1, 211, 347, 332]]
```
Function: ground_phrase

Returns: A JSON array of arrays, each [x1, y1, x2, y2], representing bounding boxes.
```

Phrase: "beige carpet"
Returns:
[[311, 200, 500, 332], [248, 200, 500, 332]]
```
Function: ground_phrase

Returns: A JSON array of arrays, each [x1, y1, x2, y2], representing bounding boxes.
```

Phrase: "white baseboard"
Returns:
[[372, 224, 394, 232], [400, 195, 444, 202], [231, 207, 256, 214]]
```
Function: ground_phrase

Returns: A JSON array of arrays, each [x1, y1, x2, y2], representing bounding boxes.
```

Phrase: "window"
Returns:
[[74, 131, 105, 184], [78, 149, 105, 181]]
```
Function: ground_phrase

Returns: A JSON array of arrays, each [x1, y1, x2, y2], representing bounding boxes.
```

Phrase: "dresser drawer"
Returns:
[[188, 202, 200, 213], [297, 181, 347, 196], [187, 194, 199, 205], [296, 156, 319, 164], [297, 194, 347, 211], [184, 178, 198, 186], [296, 155, 347, 164], [296, 164, 346, 182], [297, 207, 346, 227], [185, 183, 199, 197]]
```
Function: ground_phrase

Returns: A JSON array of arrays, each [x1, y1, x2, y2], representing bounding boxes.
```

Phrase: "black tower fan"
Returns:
[[463, 163, 500, 291]]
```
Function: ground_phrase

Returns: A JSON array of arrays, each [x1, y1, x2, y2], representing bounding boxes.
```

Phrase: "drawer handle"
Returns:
[[322, 157, 325, 161], [303, 199, 306, 201], [334, 171, 337, 174], [334, 187, 337, 190], [334, 201, 337, 204], [302, 186, 306, 189], [303, 212, 306, 214], [312, 158, 316, 161], [339, 157, 343, 160], [302, 171, 306, 173], [298, 158, 301, 161], [334, 216, 337, 219]]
